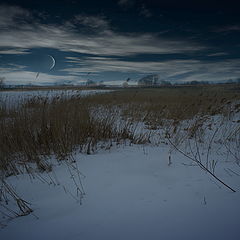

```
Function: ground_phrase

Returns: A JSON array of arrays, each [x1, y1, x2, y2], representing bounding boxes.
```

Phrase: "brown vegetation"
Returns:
[[0, 84, 239, 219]]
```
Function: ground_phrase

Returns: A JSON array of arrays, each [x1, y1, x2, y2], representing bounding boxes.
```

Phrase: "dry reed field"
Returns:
[[0, 84, 240, 221], [86, 84, 240, 121]]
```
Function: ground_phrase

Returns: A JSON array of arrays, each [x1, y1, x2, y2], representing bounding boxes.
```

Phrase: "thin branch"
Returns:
[[167, 135, 236, 193]]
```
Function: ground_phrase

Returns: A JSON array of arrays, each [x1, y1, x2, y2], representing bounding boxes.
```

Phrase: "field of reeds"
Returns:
[[0, 84, 240, 220]]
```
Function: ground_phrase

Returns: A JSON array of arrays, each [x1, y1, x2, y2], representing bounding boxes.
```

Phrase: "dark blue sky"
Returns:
[[0, 0, 240, 85]]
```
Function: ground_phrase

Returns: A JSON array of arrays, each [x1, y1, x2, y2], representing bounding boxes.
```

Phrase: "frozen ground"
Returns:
[[1, 144, 240, 240]]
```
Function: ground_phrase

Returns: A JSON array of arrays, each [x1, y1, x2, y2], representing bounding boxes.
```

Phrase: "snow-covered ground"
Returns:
[[1, 91, 239, 239], [1, 144, 240, 240]]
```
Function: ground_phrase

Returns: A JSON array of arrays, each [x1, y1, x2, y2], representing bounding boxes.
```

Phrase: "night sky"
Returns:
[[0, 0, 240, 85]]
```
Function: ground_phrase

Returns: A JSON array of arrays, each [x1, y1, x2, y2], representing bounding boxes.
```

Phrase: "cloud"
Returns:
[[139, 4, 152, 18], [0, 63, 26, 70], [62, 56, 240, 82], [1, 69, 81, 85], [118, 1, 152, 18], [68, 14, 110, 31], [0, 4, 32, 29], [0, 19, 205, 57], [207, 52, 228, 57], [0, 5, 205, 58], [63, 58, 196, 75], [214, 25, 240, 33], [1, 4, 239, 84], [118, 0, 135, 8], [0, 48, 30, 55]]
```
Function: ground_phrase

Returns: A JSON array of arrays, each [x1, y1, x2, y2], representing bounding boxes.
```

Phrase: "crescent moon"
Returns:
[[48, 55, 56, 70]]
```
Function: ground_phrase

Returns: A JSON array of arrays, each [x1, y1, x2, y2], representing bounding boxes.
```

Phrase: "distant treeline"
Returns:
[[0, 77, 240, 90], [179, 79, 240, 85]]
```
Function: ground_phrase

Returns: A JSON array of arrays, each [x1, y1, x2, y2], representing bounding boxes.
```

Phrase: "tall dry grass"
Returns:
[[85, 84, 240, 126], [0, 93, 140, 221], [0, 84, 239, 221], [1, 85, 239, 174], [0, 94, 136, 176]]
